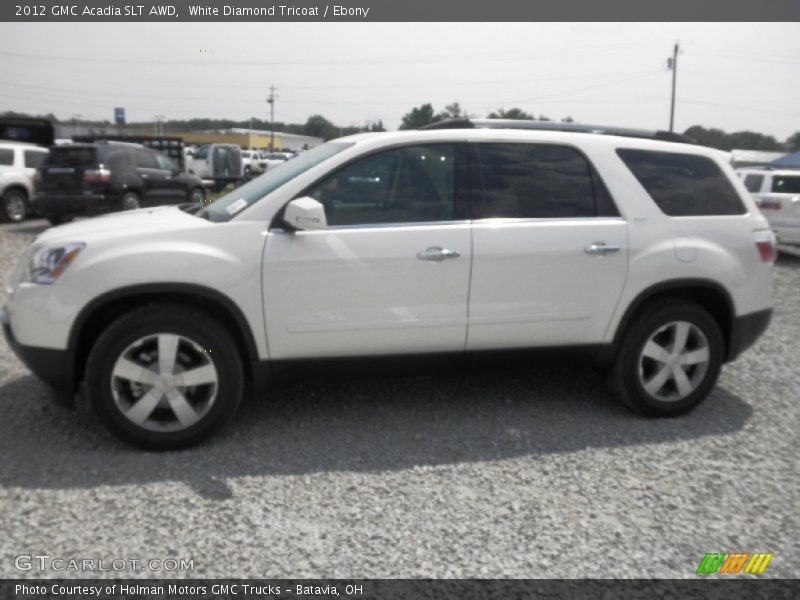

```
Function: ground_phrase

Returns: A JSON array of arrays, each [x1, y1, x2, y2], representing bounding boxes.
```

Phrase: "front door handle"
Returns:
[[584, 242, 621, 256], [417, 246, 461, 261]]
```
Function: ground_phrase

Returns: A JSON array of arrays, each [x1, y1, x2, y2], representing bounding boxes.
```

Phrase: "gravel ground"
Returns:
[[0, 218, 797, 579]]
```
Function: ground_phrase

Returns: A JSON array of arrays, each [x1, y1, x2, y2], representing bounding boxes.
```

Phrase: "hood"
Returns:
[[35, 206, 210, 245]]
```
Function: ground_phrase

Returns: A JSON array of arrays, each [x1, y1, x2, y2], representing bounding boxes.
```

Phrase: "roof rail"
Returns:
[[420, 118, 693, 144]]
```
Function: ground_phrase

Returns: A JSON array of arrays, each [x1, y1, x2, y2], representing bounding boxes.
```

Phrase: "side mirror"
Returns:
[[283, 196, 327, 230]]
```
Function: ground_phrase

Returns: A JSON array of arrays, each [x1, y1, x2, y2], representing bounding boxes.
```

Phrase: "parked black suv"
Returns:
[[34, 141, 206, 225]]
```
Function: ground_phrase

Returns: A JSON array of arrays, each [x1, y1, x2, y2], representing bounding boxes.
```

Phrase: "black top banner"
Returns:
[[3, 0, 800, 22]]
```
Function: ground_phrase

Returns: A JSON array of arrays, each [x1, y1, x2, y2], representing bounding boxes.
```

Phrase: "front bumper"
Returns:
[[2, 306, 77, 392], [726, 308, 772, 362]]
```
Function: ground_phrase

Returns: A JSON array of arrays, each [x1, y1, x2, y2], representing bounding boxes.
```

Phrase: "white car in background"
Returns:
[[259, 151, 292, 171], [0, 141, 49, 222], [738, 168, 800, 248], [240, 150, 264, 179]]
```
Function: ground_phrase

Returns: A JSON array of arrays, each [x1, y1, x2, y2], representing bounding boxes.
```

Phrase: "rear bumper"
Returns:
[[33, 193, 114, 215], [2, 306, 77, 392], [727, 308, 772, 362]]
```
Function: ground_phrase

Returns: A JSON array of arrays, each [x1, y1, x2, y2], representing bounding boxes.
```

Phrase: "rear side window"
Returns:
[[471, 143, 617, 219], [743, 173, 764, 193], [771, 175, 800, 194], [24, 151, 47, 168], [44, 147, 98, 167], [617, 149, 746, 216], [0, 149, 13, 165]]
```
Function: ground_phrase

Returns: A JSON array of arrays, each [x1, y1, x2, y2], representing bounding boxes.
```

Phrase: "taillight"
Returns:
[[753, 229, 777, 263], [33, 171, 42, 185], [82, 167, 111, 184], [756, 198, 781, 210], [755, 241, 776, 262]]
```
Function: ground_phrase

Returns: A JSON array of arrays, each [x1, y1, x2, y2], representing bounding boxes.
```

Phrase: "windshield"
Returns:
[[199, 142, 352, 222]]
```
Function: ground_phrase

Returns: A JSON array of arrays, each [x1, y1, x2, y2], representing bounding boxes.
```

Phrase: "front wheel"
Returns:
[[189, 187, 205, 203], [610, 300, 724, 416], [1, 189, 28, 223], [85, 305, 244, 449]]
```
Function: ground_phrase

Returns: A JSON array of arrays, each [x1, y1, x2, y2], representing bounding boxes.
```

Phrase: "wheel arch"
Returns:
[[69, 283, 262, 388], [2, 184, 30, 200], [612, 279, 736, 361]]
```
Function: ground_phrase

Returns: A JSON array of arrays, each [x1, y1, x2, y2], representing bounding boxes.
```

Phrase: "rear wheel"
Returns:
[[610, 300, 724, 416], [120, 191, 141, 211], [0, 189, 28, 223], [85, 305, 244, 449]]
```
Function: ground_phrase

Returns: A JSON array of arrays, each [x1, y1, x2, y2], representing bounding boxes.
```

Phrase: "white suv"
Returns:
[[738, 168, 800, 248], [0, 141, 49, 222], [3, 120, 775, 449]]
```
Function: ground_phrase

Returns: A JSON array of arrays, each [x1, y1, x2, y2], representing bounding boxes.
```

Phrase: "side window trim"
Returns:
[[466, 140, 621, 220]]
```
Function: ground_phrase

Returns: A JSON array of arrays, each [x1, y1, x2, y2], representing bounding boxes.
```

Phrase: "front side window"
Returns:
[[155, 153, 177, 171], [743, 173, 765, 193], [617, 149, 746, 216], [135, 149, 158, 169], [471, 143, 606, 219], [24, 151, 46, 169], [772, 175, 800, 194], [307, 144, 456, 226]]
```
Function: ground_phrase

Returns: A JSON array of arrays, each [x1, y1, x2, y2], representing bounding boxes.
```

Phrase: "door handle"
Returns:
[[584, 242, 621, 256], [417, 246, 461, 261]]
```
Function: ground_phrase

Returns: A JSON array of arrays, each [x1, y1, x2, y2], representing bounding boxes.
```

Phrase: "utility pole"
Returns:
[[267, 85, 277, 151], [667, 42, 679, 133], [154, 114, 165, 136]]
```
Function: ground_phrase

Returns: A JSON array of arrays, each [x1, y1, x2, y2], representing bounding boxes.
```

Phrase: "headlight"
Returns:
[[26, 243, 85, 284]]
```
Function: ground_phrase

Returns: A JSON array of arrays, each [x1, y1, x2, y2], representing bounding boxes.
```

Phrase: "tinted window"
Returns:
[[472, 143, 602, 219], [105, 147, 132, 170], [308, 144, 455, 226], [772, 175, 800, 194], [24, 150, 46, 168], [201, 142, 352, 223], [155, 153, 177, 171], [43, 147, 98, 167], [617, 149, 746, 216], [744, 173, 764, 193], [135, 149, 158, 169], [0, 149, 13, 166], [194, 146, 209, 159]]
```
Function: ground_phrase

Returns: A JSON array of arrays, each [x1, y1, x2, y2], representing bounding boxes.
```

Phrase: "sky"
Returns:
[[0, 22, 798, 139]]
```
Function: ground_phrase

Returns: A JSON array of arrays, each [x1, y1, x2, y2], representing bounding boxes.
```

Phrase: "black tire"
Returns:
[[85, 305, 244, 450], [0, 189, 28, 223], [46, 215, 74, 226], [609, 299, 724, 416], [189, 187, 205, 204], [243, 166, 252, 180], [120, 191, 141, 211]]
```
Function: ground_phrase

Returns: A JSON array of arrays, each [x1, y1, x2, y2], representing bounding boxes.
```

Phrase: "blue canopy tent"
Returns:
[[770, 151, 800, 169]]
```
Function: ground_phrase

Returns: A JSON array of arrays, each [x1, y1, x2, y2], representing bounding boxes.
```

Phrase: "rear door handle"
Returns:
[[417, 246, 461, 261], [584, 242, 621, 256]]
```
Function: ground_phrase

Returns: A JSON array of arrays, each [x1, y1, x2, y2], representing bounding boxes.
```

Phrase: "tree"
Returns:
[[786, 132, 800, 152], [399, 104, 436, 130], [304, 114, 339, 140], [437, 102, 466, 120], [683, 125, 781, 151], [488, 107, 534, 120]]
